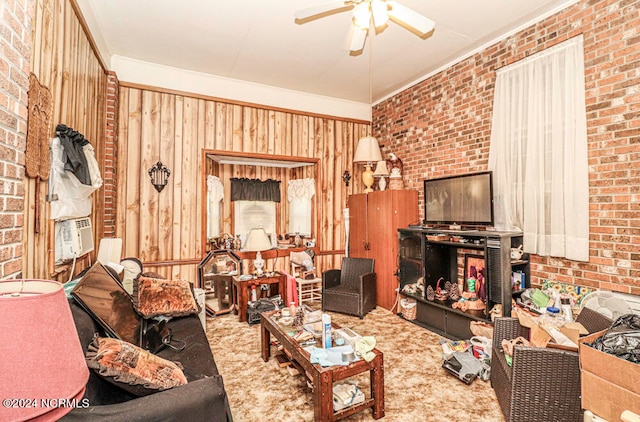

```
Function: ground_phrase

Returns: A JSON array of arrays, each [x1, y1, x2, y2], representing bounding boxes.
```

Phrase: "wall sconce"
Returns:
[[148, 161, 170, 192], [342, 170, 351, 187]]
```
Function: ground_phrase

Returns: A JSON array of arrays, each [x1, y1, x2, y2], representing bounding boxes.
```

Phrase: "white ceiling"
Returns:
[[78, 0, 577, 105]]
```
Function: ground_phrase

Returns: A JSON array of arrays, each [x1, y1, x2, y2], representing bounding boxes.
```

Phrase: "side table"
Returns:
[[232, 272, 287, 322]]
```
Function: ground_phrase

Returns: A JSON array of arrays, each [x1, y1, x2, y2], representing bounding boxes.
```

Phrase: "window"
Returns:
[[488, 35, 589, 261], [230, 178, 280, 244], [233, 200, 276, 239]]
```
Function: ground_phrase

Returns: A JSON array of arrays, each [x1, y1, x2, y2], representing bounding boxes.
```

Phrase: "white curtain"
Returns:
[[488, 35, 589, 261], [207, 175, 224, 238], [288, 178, 315, 236]]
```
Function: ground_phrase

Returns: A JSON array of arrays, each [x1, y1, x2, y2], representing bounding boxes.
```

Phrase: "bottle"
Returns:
[[322, 313, 332, 349], [560, 297, 574, 322], [289, 302, 296, 317], [251, 285, 257, 302]]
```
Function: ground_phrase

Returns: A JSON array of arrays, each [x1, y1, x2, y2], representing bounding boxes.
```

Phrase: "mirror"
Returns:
[[197, 250, 242, 316]]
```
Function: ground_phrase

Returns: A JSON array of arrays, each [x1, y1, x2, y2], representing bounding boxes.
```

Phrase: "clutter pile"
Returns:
[[440, 321, 494, 384]]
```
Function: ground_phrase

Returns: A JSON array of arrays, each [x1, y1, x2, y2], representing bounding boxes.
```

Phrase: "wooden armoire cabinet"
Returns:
[[348, 190, 419, 311]]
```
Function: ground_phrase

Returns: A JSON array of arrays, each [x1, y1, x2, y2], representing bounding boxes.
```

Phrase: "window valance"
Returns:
[[230, 178, 281, 202]]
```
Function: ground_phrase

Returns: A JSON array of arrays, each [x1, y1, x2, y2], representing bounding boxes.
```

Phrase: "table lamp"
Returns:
[[0, 279, 89, 421], [373, 160, 390, 191], [244, 228, 272, 276], [353, 135, 383, 193]]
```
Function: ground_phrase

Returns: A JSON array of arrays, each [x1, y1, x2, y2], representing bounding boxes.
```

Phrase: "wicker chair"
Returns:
[[321, 257, 376, 318], [491, 307, 613, 422]]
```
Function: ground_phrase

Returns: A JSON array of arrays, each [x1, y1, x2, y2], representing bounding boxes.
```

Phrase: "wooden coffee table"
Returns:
[[260, 311, 385, 421]]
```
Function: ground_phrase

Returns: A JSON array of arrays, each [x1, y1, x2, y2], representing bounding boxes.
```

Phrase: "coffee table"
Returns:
[[260, 311, 385, 421]]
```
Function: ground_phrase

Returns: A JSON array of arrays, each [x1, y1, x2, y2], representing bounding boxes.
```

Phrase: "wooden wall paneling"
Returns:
[[50, 0, 64, 113], [25, 0, 107, 279], [231, 105, 242, 152], [243, 107, 255, 153], [267, 110, 276, 154], [171, 96, 184, 279], [158, 94, 176, 262], [215, 102, 225, 150], [124, 89, 142, 257], [324, 119, 335, 257], [224, 104, 234, 152], [204, 101, 216, 149], [68, 13, 79, 126], [274, 111, 285, 155], [139, 90, 160, 262], [189, 98, 202, 280], [179, 97, 197, 280], [332, 120, 346, 270], [257, 108, 268, 154], [117, 85, 369, 281], [291, 116, 299, 158], [194, 99, 207, 277]]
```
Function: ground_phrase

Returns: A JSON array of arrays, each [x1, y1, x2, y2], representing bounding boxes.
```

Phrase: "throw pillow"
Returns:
[[133, 275, 200, 318], [86, 336, 187, 396]]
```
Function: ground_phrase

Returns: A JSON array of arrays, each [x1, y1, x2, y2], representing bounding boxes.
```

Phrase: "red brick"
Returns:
[[374, 0, 639, 293]]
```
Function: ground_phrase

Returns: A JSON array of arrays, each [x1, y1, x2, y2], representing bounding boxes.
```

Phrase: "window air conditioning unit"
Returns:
[[55, 217, 94, 263]]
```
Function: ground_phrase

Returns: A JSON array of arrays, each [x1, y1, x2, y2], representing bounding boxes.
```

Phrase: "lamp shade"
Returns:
[[243, 228, 272, 252], [373, 160, 390, 176], [0, 280, 89, 421], [353, 136, 383, 164]]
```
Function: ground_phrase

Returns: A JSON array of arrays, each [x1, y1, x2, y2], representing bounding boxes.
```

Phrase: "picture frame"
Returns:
[[463, 254, 486, 301]]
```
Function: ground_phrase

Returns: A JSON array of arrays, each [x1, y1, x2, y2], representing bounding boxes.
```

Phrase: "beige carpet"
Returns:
[[206, 307, 504, 422]]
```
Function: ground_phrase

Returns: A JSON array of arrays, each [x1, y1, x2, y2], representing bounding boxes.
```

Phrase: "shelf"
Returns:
[[424, 239, 485, 250], [400, 291, 489, 321], [511, 259, 529, 266], [398, 228, 526, 339]]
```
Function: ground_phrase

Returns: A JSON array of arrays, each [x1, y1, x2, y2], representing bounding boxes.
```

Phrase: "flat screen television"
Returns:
[[423, 171, 494, 227]]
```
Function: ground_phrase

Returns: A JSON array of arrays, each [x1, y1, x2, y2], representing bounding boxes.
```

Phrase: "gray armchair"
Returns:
[[322, 257, 376, 318]]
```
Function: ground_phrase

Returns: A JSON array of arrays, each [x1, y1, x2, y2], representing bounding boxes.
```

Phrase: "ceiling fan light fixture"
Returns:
[[350, 26, 368, 51], [352, 2, 370, 29], [386, 0, 435, 34], [371, 0, 389, 28]]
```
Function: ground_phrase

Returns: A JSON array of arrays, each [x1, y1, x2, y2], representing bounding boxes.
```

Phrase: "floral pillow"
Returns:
[[86, 336, 187, 396], [133, 275, 200, 318]]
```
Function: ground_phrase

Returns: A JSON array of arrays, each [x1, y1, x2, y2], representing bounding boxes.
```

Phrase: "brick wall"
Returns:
[[103, 71, 118, 238], [373, 0, 640, 295], [0, 0, 33, 278]]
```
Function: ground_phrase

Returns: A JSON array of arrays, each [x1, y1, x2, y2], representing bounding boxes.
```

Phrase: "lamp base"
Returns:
[[362, 164, 374, 193], [378, 176, 387, 191], [253, 251, 265, 277]]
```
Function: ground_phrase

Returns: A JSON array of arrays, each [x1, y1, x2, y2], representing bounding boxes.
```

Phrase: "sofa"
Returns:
[[62, 299, 233, 422]]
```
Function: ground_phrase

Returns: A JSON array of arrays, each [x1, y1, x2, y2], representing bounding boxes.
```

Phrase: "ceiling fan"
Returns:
[[295, 0, 435, 52]]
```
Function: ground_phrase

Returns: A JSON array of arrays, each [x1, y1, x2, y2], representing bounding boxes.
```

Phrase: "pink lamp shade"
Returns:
[[0, 280, 89, 421]]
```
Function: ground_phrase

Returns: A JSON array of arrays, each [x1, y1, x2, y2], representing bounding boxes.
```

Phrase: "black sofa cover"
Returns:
[[62, 299, 233, 422]]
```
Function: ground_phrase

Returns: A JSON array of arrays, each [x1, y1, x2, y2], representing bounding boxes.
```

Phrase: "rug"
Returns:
[[206, 308, 504, 421]]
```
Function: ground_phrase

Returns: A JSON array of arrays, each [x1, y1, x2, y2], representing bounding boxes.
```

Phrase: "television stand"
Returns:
[[397, 226, 528, 339]]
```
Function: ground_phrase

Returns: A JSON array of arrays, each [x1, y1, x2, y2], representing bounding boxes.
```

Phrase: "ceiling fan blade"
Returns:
[[350, 25, 368, 52], [386, 1, 435, 34], [295, 1, 352, 20]]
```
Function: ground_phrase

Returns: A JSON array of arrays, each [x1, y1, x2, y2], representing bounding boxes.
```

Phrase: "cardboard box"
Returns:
[[579, 330, 640, 421]]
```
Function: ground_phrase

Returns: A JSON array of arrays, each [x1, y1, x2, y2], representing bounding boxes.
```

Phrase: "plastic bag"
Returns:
[[588, 314, 640, 363]]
